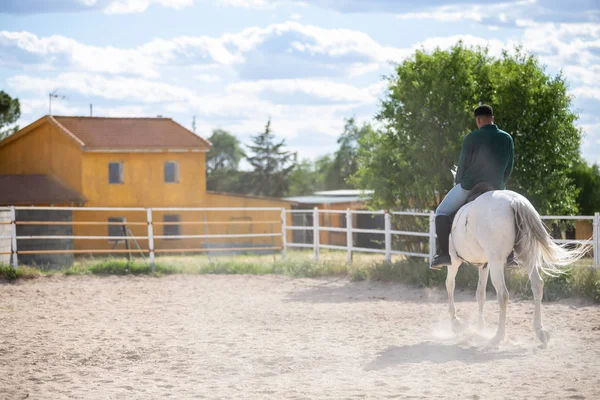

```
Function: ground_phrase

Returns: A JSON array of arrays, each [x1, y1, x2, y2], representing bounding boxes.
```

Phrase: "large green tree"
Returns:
[[327, 117, 373, 190], [0, 90, 20, 140], [351, 42, 582, 215], [568, 158, 600, 216], [246, 119, 297, 197], [288, 155, 334, 196], [205, 129, 245, 193]]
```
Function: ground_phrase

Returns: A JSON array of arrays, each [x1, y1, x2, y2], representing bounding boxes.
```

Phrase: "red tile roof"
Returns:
[[0, 175, 86, 205], [52, 116, 211, 150]]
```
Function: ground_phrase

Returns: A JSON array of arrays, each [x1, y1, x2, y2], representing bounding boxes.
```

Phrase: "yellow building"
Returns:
[[0, 115, 294, 263]]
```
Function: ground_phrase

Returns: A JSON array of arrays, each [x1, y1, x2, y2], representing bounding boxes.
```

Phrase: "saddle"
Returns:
[[466, 181, 498, 203], [449, 181, 498, 226]]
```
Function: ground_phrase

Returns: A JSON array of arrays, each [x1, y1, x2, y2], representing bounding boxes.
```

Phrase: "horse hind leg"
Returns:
[[476, 264, 490, 332], [446, 258, 463, 333], [487, 259, 509, 348], [528, 263, 550, 348]]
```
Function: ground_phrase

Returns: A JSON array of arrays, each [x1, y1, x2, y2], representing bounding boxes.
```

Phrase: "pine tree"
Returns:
[[246, 118, 297, 197]]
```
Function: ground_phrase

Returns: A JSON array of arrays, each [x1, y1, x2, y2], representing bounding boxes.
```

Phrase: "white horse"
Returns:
[[445, 187, 589, 348]]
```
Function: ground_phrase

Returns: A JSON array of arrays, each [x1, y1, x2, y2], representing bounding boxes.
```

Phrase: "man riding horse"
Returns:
[[430, 104, 518, 270]]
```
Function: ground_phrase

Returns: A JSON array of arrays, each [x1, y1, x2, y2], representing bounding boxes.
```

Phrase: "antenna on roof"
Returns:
[[192, 115, 196, 133], [48, 89, 65, 116], [90, 104, 93, 117]]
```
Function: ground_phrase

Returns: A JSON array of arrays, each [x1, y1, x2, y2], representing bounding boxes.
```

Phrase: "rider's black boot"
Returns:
[[430, 215, 452, 270]]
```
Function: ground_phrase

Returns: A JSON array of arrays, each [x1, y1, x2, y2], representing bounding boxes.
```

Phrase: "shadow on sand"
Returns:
[[365, 342, 527, 370]]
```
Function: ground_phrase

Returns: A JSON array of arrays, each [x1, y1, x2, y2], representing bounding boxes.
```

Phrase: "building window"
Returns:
[[164, 161, 179, 183], [163, 214, 181, 237], [109, 162, 124, 184], [108, 217, 126, 241]]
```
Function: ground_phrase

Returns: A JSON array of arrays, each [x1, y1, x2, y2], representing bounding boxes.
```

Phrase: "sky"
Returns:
[[1, 0, 599, 165]]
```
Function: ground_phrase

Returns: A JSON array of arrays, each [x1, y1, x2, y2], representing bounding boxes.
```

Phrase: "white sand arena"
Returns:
[[1, 274, 599, 399]]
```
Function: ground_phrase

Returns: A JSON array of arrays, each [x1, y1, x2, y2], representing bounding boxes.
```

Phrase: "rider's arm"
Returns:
[[504, 137, 514, 183], [455, 134, 472, 185]]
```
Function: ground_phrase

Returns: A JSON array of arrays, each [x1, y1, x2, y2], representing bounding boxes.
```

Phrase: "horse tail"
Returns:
[[510, 195, 590, 277]]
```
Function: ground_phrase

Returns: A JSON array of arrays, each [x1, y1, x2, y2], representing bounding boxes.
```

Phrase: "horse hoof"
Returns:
[[485, 334, 504, 349], [478, 319, 485, 332], [536, 329, 550, 348], [451, 317, 463, 333]]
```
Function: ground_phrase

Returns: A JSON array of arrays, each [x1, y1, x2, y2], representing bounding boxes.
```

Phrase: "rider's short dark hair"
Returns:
[[474, 104, 493, 117]]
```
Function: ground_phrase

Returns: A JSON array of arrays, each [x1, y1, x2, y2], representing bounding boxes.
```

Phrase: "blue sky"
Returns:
[[1, 0, 599, 165]]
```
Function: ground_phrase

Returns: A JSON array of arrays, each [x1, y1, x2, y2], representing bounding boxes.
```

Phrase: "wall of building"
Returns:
[[68, 192, 293, 253], [0, 121, 83, 193], [81, 151, 206, 207]]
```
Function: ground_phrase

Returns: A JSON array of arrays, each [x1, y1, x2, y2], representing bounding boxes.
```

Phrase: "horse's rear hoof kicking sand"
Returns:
[[444, 190, 589, 349]]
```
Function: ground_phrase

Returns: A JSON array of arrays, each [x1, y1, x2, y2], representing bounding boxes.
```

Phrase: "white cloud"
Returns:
[[0, 22, 412, 80], [396, 0, 535, 23], [226, 79, 381, 103], [0, 31, 159, 77], [7, 72, 274, 118], [572, 87, 600, 101], [194, 74, 221, 82], [20, 98, 86, 116], [563, 65, 600, 86], [0, 0, 196, 14], [104, 0, 194, 13]]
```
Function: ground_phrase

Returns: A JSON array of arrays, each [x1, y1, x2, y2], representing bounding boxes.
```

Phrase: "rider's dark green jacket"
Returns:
[[454, 123, 514, 191]]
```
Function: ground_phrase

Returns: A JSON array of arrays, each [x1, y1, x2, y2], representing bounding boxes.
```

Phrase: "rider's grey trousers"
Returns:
[[435, 183, 470, 217]]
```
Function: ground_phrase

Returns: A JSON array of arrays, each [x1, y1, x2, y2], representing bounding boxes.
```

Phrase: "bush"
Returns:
[[0, 265, 18, 281], [0, 265, 41, 281], [355, 259, 600, 303]]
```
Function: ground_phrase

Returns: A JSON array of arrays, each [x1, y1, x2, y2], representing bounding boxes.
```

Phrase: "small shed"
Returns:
[[0, 175, 86, 268], [283, 190, 376, 247]]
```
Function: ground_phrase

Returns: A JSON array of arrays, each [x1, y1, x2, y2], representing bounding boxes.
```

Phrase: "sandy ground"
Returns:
[[1, 274, 599, 400]]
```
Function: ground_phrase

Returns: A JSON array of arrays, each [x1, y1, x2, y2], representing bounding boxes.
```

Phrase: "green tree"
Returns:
[[327, 117, 373, 189], [205, 129, 245, 193], [351, 42, 582, 215], [246, 119, 297, 197], [288, 155, 334, 196], [0, 91, 20, 140], [568, 158, 600, 215]]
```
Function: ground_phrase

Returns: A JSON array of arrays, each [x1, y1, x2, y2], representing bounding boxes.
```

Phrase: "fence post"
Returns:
[[281, 208, 287, 261], [147, 208, 155, 272], [428, 211, 436, 263], [346, 209, 353, 264], [313, 207, 320, 262], [594, 213, 599, 269], [384, 211, 392, 263], [10, 206, 17, 270]]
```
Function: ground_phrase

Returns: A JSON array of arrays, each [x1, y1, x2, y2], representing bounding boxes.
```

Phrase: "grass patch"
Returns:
[[6, 250, 600, 303], [0, 264, 42, 281], [353, 259, 600, 303], [65, 259, 180, 277]]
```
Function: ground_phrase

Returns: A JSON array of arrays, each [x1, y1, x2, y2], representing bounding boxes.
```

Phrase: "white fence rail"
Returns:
[[2, 206, 598, 271]]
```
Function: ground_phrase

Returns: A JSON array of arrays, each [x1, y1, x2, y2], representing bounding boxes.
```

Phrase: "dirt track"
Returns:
[[1, 274, 599, 399]]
